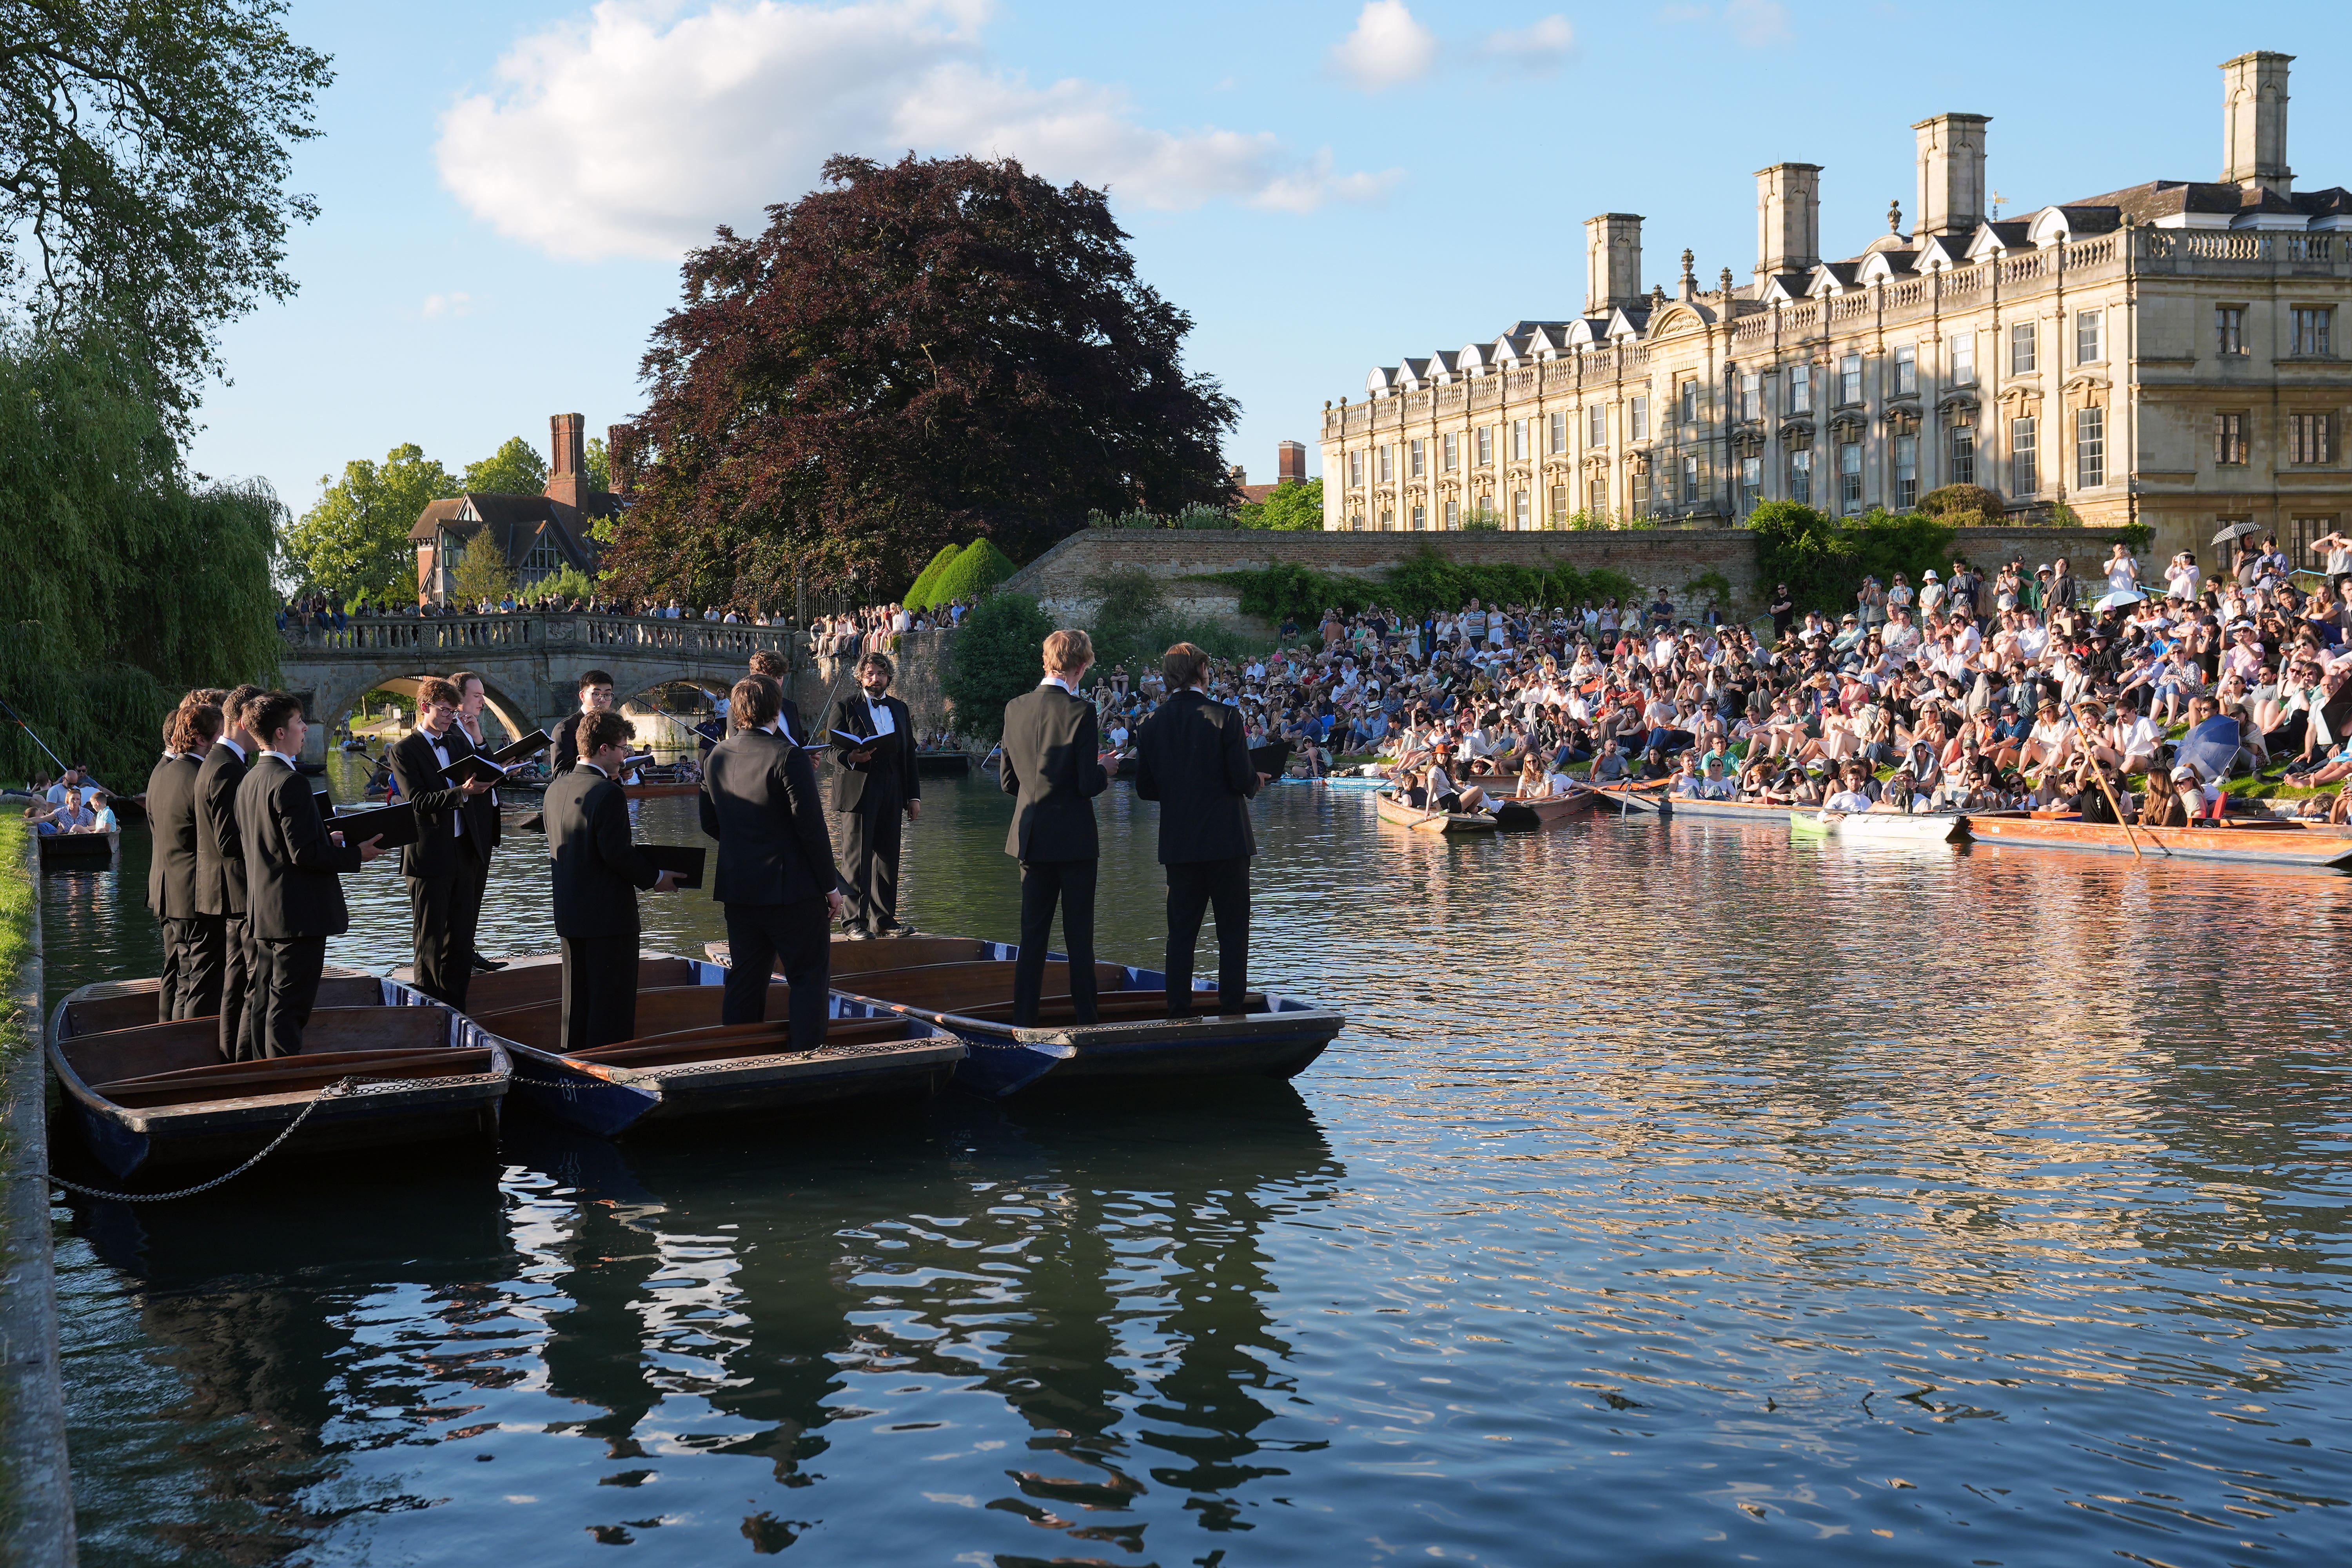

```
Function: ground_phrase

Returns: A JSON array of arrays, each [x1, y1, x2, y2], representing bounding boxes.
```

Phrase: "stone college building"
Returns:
[[1319, 50, 2352, 569]]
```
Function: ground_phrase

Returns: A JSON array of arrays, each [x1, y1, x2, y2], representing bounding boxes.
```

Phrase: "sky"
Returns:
[[186, 0, 2352, 517]]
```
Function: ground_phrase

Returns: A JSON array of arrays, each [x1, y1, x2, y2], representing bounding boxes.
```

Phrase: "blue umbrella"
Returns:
[[2176, 715, 2241, 784]]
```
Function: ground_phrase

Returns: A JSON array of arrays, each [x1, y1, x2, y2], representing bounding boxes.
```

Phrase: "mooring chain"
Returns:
[[45, 1076, 367, 1205]]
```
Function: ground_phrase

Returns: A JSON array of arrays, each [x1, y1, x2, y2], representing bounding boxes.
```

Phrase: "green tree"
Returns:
[[584, 435, 611, 493], [927, 539, 1016, 604], [463, 435, 547, 496], [608, 152, 1238, 606], [0, 330, 280, 783], [904, 543, 962, 610], [1748, 501, 1955, 614], [446, 534, 518, 603], [939, 591, 1055, 744], [0, 2, 332, 420], [281, 442, 458, 606], [1234, 477, 1324, 530], [535, 563, 599, 602]]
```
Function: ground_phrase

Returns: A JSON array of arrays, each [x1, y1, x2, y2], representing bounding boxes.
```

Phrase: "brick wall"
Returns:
[[999, 525, 2130, 623]]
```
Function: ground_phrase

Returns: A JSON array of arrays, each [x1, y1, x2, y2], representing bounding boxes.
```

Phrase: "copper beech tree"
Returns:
[[604, 154, 1238, 607]]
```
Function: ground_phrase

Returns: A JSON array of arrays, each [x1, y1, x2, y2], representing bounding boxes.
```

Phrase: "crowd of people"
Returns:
[[15, 764, 123, 835], [1069, 536, 2352, 828]]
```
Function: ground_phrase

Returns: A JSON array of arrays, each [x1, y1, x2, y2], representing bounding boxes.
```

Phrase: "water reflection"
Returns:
[[44, 777, 2352, 1565]]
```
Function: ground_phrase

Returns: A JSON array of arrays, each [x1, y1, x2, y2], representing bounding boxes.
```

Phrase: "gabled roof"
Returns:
[[1755, 271, 1811, 304], [1501, 320, 1573, 338], [1964, 221, 2032, 260], [1805, 260, 1863, 296], [1913, 234, 1971, 270], [409, 492, 605, 576], [1427, 349, 1461, 381]]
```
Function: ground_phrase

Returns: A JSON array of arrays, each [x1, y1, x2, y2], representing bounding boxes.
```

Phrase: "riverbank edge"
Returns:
[[0, 822, 75, 1564]]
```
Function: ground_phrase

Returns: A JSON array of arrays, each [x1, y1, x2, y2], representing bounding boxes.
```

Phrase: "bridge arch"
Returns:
[[305, 664, 539, 753]]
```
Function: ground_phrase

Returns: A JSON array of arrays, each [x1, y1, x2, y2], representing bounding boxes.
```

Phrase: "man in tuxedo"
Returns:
[[827, 651, 920, 938], [450, 670, 510, 975], [552, 669, 617, 774], [145, 700, 219, 1020], [196, 683, 266, 1059], [701, 674, 844, 1045], [1132, 641, 1266, 1017], [389, 676, 496, 1008], [748, 651, 807, 746], [546, 710, 682, 1051], [235, 691, 385, 1058], [998, 629, 1111, 1027]]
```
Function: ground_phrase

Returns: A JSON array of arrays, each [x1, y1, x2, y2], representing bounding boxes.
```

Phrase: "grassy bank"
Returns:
[[0, 820, 38, 1541]]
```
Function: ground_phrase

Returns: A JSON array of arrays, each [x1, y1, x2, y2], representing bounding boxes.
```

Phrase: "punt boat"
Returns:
[[1791, 809, 1968, 843], [37, 830, 120, 867], [712, 935, 1346, 1100], [915, 748, 974, 776], [1490, 786, 1596, 829], [1963, 812, 2352, 871], [454, 954, 964, 1137], [1374, 791, 1496, 833], [47, 974, 508, 1181], [619, 781, 701, 800]]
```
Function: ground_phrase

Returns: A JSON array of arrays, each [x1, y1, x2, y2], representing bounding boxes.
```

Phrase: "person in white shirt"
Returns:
[[1823, 784, 1874, 813]]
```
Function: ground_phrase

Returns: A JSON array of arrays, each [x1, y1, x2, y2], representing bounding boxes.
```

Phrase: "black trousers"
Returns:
[[561, 934, 639, 1053], [1165, 855, 1251, 1015], [156, 918, 182, 1023], [251, 936, 327, 1060], [840, 803, 904, 933], [168, 915, 225, 1022], [219, 914, 258, 1061], [1014, 858, 1097, 1028], [722, 899, 833, 1048], [408, 842, 487, 1009]]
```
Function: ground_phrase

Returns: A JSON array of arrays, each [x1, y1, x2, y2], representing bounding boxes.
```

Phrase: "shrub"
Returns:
[[1220, 546, 1639, 626], [1918, 483, 2004, 520], [927, 538, 1016, 603], [938, 590, 1055, 744], [904, 543, 962, 609], [1749, 501, 1956, 615], [1234, 478, 1323, 531]]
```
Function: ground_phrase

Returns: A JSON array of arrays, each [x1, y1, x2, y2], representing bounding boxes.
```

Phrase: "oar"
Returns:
[[2073, 702, 2149, 860], [0, 691, 71, 774]]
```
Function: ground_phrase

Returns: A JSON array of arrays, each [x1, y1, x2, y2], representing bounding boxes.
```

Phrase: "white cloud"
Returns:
[[1659, 0, 1792, 46], [1474, 15, 1573, 77], [1328, 1, 1439, 91], [1725, 0, 1792, 46], [420, 292, 473, 319], [436, 0, 1390, 261]]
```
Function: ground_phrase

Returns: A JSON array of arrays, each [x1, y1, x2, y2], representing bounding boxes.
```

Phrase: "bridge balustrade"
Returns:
[[278, 611, 802, 659]]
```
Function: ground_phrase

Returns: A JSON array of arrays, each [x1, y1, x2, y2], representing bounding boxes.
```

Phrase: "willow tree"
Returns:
[[606, 153, 1238, 608]]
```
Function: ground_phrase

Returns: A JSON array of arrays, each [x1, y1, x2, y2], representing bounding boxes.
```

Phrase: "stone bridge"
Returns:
[[276, 613, 806, 760]]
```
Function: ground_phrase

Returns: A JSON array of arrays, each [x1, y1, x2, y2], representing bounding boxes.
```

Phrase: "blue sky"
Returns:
[[188, 0, 2352, 516]]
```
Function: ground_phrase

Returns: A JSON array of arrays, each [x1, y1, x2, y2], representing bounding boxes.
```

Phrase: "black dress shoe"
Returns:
[[472, 953, 507, 972]]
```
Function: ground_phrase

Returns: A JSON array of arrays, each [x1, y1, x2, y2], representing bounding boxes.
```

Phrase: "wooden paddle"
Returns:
[[2073, 702, 2145, 860]]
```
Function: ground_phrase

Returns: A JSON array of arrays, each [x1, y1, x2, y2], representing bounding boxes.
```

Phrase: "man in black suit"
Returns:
[[235, 691, 385, 1059], [1132, 641, 1266, 1017], [145, 701, 219, 1020], [827, 651, 920, 938], [389, 676, 496, 1008], [701, 674, 844, 1045], [546, 710, 682, 1051], [748, 651, 807, 746], [998, 629, 1111, 1027], [196, 683, 266, 1060], [450, 670, 510, 974], [551, 669, 618, 774]]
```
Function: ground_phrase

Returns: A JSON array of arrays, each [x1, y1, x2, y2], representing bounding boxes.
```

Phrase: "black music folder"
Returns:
[[441, 730, 552, 785], [640, 844, 707, 889], [831, 728, 902, 759], [1249, 741, 1293, 778], [331, 801, 420, 849]]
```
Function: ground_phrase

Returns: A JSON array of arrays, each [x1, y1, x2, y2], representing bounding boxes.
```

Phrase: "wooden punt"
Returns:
[[37, 830, 120, 867], [1374, 791, 1496, 833], [1962, 812, 2352, 871], [1791, 809, 1968, 843], [915, 748, 974, 777], [711, 935, 1345, 1100], [619, 781, 701, 800], [454, 953, 963, 1137], [47, 975, 508, 1182], [1490, 787, 1596, 829]]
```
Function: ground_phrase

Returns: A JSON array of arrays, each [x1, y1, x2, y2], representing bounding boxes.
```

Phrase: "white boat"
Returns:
[[1792, 809, 1968, 843]]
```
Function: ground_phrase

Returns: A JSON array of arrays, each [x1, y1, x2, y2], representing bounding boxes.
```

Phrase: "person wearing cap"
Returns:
[[1918, 569, 1945, 619]]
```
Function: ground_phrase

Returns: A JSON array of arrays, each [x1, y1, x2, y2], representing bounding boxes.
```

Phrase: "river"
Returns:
[[37, 760, 2352, 1566]]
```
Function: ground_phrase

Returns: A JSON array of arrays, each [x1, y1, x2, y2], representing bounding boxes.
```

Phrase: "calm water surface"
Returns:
[[39, 760, 2352, 1566]]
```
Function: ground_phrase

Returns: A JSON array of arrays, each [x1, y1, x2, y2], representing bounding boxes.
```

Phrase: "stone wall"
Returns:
[[999, 524, 2131, 624], [794, 629, 956, 743]]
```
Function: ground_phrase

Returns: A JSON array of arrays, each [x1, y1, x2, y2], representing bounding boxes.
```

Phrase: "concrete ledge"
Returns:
[[0, 824, 73, 1564]]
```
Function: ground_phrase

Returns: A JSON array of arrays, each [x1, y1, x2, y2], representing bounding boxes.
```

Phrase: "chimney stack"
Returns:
[[1584, 214, 1644, 317], [2221, 51, 2292, 196], [1277, 441, 1307, 485], [1913, 114, 1990, 238], [545, 412, 588, 509], [1754, 163, 1822, 278]]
